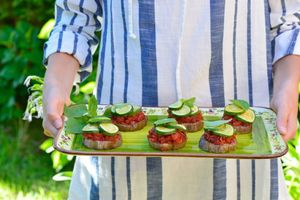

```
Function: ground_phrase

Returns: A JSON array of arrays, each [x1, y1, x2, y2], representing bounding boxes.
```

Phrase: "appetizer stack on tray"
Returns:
[[56, 94, 287, 159]]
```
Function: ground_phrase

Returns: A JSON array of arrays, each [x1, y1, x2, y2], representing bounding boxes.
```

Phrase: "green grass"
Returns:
[[0, 120, 69, 200]]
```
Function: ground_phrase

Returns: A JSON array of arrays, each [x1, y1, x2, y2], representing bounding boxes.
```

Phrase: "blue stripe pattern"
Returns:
[[294, 12, 300, 20], [251, 160, 256, 200], [139, 0, 158, 107], [55, 5, 64, 25], [121, 0, 129, 103], [70, 13, 78, 25], [57, 25, 67, 52], [286, 29, 300, 54], [126, 157, 132, 200], [79, 0, 90, 26], [83, 43, 92, 68], [209, 0, 225, 107], [281, 0, 287, 16], [270, 159, 278, 200], [264, 0, 273, 97], [109, 0, 116, 104], [63, 0, 70, 11], [90, 157, 100, 200], [233, 0, 239, 99], [247, 0, 253, 106], [213, 159, 227, 200], [95, 0, 103, 22], [237, 160, 241, 200], [146, 157, 162, 200], [111, 157, 116, 200], [97, 0, 109, 103], [72, 33, 78, 55]]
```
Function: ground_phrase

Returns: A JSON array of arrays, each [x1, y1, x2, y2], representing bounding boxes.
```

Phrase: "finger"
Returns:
[[43, 119, 59, 137], [283, 112, 298, 141], [276, 106, 288, 136]]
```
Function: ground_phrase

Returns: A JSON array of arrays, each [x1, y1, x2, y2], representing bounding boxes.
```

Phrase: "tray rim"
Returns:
[[53, 106, 288, 159]]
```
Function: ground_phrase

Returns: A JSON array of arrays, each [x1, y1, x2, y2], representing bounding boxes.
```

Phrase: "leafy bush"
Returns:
[[282, 133, 300, 200], [0, 0, 53, 123], [0, 0, 53, 26]]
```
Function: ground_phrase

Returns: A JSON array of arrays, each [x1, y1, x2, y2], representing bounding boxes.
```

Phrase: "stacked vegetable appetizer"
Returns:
[[82, 116, 122, 150], [147, 118, 187, 151], [64, 95, 258, 154], [108, 103, 147, 131], [199, 120, 236, 153], [222, 100, 255, 134], [168, 97, 203, 132]]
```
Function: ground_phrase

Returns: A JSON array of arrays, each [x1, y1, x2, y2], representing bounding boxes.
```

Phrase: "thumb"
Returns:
[[276, 107, 288, 135], [47, 113, 63, 130], [53, 117, 63, 129]]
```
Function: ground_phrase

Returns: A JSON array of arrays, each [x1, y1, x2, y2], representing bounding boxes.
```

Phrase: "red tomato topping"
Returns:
[[83, 132, 121, 142], [223, 114, 251, 127], [147, 128, 187, 145], [112, 111, 146, 125], [203, 131, 236, 145], [169, 112, 203, 123]]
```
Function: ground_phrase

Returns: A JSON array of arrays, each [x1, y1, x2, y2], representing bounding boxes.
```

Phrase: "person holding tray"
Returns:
[[42, 1, 299, 199]]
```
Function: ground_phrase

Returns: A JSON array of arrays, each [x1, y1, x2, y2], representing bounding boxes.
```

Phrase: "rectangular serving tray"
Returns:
[[54, 106, 288, 159]]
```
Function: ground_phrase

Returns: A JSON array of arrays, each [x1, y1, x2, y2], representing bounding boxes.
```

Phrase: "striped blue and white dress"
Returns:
[[44, 0, 300, 199]]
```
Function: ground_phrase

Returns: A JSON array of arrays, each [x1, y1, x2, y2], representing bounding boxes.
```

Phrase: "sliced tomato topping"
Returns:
[[168, 112, 203, 123], [203, 131, 236, 145], [112, 111, 146, 125], [147, 128, 187, 145], [223, 114, 251, 127], [83, 132, 121, 142]]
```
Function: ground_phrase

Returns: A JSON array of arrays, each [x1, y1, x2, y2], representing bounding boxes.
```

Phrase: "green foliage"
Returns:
[[0, 1, 53, 123], [0, 21, 44, 122], [282, 131, 300, 200], [0, 1, 53, 26]]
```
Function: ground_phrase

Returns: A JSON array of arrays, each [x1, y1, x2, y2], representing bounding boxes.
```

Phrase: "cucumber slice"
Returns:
[[82, 124, 99, 133], [168, 100, 183, 110], [88, 116, 111, 123], [111, 105, 117, 114], [131, 105, 141, 114], [111, 103, 127, 114], [171, 105, 191, 117], [211, 124, 234, 137], [115, 104, 133, 115], [153, 118, 177, 126], [99, 123, 119, 136], [168, 123, 187, 131], [224, 104, 244, 115], [155, 126, 176, 135], [235, 109, 255, 123], [190, 105, 199, 115]]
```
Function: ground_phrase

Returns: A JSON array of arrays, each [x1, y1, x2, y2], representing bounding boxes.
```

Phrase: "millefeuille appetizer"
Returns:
[[82, 116, 122, 150], [147, 118, 187, 151], [222, 100, 255, 134], [107, 103, 147, 131], [168, 97, 203, 132], [199, 120, 237, 153]]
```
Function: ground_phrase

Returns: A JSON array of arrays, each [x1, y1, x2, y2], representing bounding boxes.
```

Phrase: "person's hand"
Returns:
[[271, 55, 300, 141], [42, 81, 70, 137], [42, 53, 79, 137]]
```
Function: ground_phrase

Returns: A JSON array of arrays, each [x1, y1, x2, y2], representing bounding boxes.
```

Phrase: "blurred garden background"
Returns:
[[0, 1, 300, 199]]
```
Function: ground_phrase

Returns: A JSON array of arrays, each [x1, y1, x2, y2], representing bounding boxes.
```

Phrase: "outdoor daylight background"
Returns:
[[0, 1, 299, 199]]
